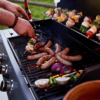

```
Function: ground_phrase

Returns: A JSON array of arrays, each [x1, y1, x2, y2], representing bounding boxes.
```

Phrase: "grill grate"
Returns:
[[8, 20, 100, 100]]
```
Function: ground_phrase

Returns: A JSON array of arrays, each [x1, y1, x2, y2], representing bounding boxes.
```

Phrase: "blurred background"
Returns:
[[0, 0, 55, 30]]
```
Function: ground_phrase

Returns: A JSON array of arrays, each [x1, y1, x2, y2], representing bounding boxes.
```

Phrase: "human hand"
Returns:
[[3, 0, 29, 19], [13, 17, 35, 37]]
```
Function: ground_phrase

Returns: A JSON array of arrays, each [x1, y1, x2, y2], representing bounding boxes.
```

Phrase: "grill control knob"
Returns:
[[0, 53, 7, 61], [0, 64, 8, 74], [0, 80, 14, 92]]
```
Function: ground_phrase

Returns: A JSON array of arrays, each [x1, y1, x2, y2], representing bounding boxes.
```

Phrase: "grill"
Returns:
[[7, 19, 100, 100]]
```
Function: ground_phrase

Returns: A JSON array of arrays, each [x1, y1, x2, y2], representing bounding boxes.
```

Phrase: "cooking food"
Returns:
[[57, 48, 70, 55], [39, 40, 52, 52], [66, 15, 80, 27], [44, 40, 52, 48], [51, 62, 63, 72], [70, 75, 78, 83], [55, 43, 61, 54], [86, 25, 97, 38], [39, 47, 54, 56], [56, 55, 72, 66], [67, 11, 76, 18], [79, 21, 89, 33], [52, 13, 59, 20], [44, 47, 54, 56], [45, 9, 53, 17], [79, 16, 92, 33], [77, 12, 83, 18], [37, 55, 52, 66], [57, 17, 66, 22], [30, 36, 39, 44], [60, 65, 73, 75], [49, 77, 57, 87], [34, 79, 49, 88], [61, 54, 83, 62], [34, 42, 45, 51], [96, 33, 100, 40], [25, 45, 34, 53], [61, 13, 68, 20], [56, 77, 70, 85], [27, 52, 47, 60], [41, 57, 56, 70], [66, 18, 75, 27]]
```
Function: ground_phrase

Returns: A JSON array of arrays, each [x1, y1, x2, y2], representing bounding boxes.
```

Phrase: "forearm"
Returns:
[[0, 8, 15, 26]]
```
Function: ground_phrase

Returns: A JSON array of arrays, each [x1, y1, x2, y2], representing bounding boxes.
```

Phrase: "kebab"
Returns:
[[24, 36, 39, 54], [66, 12, 83, 28], [79, 16, 92, 33], [34, 71, 82, 88]]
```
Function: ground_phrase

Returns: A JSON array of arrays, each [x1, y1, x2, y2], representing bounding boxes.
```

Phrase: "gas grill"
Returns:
[[0, 19, 100, 100]]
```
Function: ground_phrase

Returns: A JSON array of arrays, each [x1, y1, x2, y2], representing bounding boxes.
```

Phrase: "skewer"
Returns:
[[30, 84, 35, 87], [87, 35, 89, 39], [62, 72, 76, 77]]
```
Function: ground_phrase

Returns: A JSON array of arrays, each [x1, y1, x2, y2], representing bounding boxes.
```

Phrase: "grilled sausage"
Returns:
[[55, 43, 61, 54], [58, 48, 70, 55], [34, 42, 45, 51], [61, 54, 83, 62], [39, 40, 52, 52], [45, 47, 54, 56], [45, 40, 52, 48], [27, 52, 47, 60], [39, 47, 54, 56], [56, 55, 72, 66], [41, 57, 56, 70], [37, 55, 52, 66]]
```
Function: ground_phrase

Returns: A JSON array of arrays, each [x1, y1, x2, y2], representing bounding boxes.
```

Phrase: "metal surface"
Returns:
[[0, 29, 35, 100]]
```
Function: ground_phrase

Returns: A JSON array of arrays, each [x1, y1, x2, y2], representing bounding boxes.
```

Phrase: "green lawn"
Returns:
[[0, 0, 54, 30]]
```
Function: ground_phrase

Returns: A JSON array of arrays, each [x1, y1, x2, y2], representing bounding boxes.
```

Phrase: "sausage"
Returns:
[[27, 52, 47, 60], [41, 57, 56, 70], [58, 48, 70, 55], [56, 55, 72, 66], [45, 47, 54, 56], [39, 47, 54, 56], [45, 40, 52, 48], [39, 40, 52, 52], [34, 42, 45, 51], [37, 55, 52, 66], [61, 54, 83, 62], [39, 47, 45, 52], [55, 43, 61, 54]]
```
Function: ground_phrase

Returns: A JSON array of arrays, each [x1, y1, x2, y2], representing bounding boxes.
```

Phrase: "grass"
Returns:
[[0, 0, 54, 30]]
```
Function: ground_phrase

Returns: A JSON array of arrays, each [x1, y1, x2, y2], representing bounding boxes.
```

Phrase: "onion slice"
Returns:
[[35, 79, 49, 88], [56, 77, 70, 85]]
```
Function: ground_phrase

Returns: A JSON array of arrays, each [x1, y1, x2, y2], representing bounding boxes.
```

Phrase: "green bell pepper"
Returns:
[[79, 25, 88, 33], [28, 40, 34, 45], [49, 77, 57, 87]]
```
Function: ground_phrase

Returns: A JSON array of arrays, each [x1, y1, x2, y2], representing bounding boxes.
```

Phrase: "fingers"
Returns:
[[23, 32, 28, 36], [17, 12, 23, 18], [17, 6, 29, 20], [27, 28, 35, 37]]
